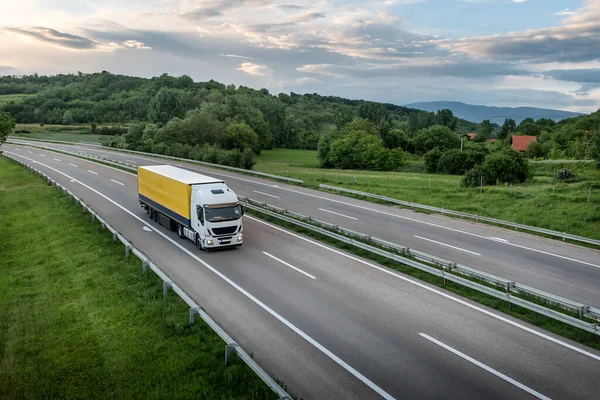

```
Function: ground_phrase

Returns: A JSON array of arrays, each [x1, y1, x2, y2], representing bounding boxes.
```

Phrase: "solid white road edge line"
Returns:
[[243, 214, 600, 362], [419, 333, 551, 400], [6, 151, 395, 400], [318, 208, 358, 220], [414, 235, 481, 256], [110, 179, 125, 186], [254, 190, 280, 199], [263, 252, 317, 279]]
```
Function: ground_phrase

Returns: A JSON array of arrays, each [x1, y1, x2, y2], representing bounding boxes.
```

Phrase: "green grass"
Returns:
[[0, 157, 277, 400], [253, 150, 600, 240], [12, 123, 102, 143], [247, 208, 600, 351], [0, 94, 34, 106], [255, 148, 319, 167]]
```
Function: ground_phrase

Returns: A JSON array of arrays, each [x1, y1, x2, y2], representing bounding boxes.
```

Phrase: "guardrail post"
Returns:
[[112, 232, 117, 242], [225, 343, 237, 365], [125, 245, 131, 258], [189, 307, 199, 325], [163, 281, 172, 297], [142, 260, 148, 273]]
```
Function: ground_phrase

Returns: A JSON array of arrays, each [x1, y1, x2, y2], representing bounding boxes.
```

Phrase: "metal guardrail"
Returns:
[[8, 137, 305, 185], [2, 153, 291, 400], [319, 184, 600, 247], [239, 197, 599, 336]]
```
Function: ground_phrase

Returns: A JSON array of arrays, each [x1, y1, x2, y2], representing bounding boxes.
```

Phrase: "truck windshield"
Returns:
[[205, 205, 242, 222]]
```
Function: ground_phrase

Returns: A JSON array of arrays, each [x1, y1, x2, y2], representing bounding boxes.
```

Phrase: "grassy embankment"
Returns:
[[12, 123, 103, 143], [254, 149, 600, 240], [0, 94, 35, 107], [0, 157, 277, 400]]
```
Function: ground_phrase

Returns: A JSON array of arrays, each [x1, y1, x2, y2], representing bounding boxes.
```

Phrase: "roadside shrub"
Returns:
[[462, 149, 529, 187], [554, 168, 577, 181], [462, 165, 494, 187], [99, 135, 126, 148], [424, 148, 443, 172], [437, 149, 487, 175]]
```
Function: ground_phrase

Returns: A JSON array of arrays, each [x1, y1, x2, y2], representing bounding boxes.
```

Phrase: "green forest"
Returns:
[[1, 71, 599, 184]]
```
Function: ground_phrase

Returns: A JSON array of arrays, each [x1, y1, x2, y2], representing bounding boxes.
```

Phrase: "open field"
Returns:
[[253, 149, 600, 239], [0, 158, 276, 400], [13, 124, 103, 142], [0, 94, 34, 107], [255, 148, 319, 167]]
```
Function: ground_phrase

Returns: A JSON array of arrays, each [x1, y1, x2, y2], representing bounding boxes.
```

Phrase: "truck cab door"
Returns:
[[196, 205, 204, 228], [191, 193, 204, 234]]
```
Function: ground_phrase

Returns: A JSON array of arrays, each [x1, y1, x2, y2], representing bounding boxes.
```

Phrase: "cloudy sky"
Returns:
[[1, 0, 599, 112]]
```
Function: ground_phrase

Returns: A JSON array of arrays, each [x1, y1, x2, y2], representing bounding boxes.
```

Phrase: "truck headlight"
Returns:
[[237, 235, 242, 242], [206, 239, 214, 245]]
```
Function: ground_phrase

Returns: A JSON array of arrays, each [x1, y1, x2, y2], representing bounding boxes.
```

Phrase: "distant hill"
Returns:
[[405, 101, 584, 125]]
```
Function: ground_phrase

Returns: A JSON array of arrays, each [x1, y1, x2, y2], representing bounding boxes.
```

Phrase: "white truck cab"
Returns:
[[189, 183, 244, 249]]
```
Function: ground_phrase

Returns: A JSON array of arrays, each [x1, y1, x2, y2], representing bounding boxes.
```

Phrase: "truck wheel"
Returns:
[[178, 224, 185, 239]]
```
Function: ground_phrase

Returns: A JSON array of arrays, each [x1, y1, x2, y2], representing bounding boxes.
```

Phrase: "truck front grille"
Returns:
[[211, 226, 238, 235]]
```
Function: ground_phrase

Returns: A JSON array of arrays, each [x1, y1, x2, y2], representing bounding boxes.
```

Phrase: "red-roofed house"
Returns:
[[486, 139, 497, 143], [466, 133, 478, 140], [511, 135, 537, 152]]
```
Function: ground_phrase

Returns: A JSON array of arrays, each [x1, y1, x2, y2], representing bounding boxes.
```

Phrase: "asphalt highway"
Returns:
[[13, 139, 600, 308], [4, 144, 600, 400]]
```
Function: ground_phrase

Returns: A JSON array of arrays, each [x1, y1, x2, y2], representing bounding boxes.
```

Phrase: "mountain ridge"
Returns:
[[404, 101, 584, 125]]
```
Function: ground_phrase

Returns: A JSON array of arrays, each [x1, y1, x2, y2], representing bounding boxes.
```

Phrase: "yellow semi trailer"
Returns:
[[138, 165, 243, 250]]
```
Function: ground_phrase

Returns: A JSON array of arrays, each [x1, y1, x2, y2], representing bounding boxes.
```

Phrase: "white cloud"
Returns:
[[238, 61, 270, 76], [218, 53, 255, 59], [122, 40, 152, 50], [512, 0, 528, 3], [553, 8, 577, 16]]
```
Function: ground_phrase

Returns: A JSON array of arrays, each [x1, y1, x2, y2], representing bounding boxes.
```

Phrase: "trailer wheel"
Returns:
[[178, 224, 185, 239]]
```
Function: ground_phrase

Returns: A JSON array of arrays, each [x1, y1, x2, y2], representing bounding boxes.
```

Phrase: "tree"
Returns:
[[424, 148, 443, 173], [437, 149, 487, 175], [222, 122, 259, 153], [476, 119, 493, 141], [358, 101, 390, 136], [328, 131, 404, 170], [463, 149, 530, 186], [435, 109, 457, 130], [412, 125, 460, 154], [499, 118, 516, 140], [0, 111, 16, 147], [590, 131, 600, 169], [62, 110, 73, 125], [381, 129, 409, 150], [147, 88, 184, 125], [525, 141, 547, 159]]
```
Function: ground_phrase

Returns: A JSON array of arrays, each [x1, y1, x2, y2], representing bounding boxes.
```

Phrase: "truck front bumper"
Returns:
[[205, 233, 242, 248]]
